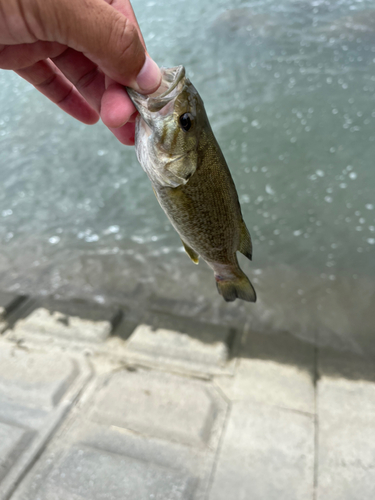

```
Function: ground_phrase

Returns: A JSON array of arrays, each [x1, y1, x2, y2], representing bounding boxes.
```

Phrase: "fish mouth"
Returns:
[[127, 65, 186, 118]]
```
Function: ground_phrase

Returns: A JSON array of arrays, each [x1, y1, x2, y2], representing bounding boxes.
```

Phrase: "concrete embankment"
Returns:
[[0, 291, 374, 500]]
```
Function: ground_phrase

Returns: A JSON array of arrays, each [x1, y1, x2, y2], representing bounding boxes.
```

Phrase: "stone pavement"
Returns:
[[0, 292, 374, 499]]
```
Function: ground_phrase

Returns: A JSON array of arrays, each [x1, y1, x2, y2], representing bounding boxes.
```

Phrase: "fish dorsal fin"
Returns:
[[181, 239, 199, 264], [238, 221, 253, 261]]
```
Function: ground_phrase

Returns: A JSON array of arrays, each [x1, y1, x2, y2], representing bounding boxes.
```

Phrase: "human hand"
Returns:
[[0, 0, 161, 145]]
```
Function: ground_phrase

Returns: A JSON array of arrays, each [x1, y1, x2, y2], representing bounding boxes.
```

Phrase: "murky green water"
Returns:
[[0, 0, 374, 353]]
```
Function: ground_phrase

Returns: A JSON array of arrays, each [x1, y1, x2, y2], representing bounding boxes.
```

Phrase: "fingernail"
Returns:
[[134, 55, 161, 94]]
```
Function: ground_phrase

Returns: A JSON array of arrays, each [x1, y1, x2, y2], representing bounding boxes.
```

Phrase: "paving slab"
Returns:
[[90, 369, 217, 447], [215, 328, 315, 413], [24, 445, 196, 500], [127, 324, 229, 365], [0, 423, 33, 483], [0, 339, 91, 500], [0, 347, 79, 408], [216, 358, 314, 413], [11, 366, 227, 500], [209, 401, 315, 500], [4, 298, 122, 344], [123, 312, 237, 376], [317, 348, 375, 500]]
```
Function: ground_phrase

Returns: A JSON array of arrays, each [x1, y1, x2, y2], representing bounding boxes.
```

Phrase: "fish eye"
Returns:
[[179, 112, 193, 132]]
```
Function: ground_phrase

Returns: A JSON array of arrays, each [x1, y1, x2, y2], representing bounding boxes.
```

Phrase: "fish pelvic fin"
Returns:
[[238, 221, 253, 261], [215, 269, 256, 303], [181, 239, 199, 264]]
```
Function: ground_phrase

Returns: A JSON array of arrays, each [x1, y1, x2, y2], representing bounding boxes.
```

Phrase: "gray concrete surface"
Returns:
[[0, 293, 374, 499]]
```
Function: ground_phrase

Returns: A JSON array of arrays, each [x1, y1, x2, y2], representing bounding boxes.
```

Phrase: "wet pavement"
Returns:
[[0, 291, 374, 500]]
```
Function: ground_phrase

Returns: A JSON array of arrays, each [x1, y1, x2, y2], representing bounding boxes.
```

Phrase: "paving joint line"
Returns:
[[204, 387, 232, 500], [313, 344, 319, 500]]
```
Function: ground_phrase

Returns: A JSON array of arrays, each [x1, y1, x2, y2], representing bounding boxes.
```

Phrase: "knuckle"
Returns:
[[113, 18, 140, 66], [75, 67, 98, 92], [35, 72, 58, 89], [55, 86, 74, 105]]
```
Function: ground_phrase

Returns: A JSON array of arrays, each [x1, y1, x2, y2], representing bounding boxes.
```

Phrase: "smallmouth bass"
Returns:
[[127, 66, 256, 303]]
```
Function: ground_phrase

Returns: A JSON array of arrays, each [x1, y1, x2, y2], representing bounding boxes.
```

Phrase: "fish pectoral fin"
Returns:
[[181, 239, 199, 264], [238, 221, 253, 261]]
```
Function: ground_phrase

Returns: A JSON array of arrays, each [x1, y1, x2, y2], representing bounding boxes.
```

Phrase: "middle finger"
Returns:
[[52, 47, 106, 113]]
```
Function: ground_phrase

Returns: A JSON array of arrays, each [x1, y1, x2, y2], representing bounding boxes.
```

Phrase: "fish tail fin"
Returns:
[[215, 269, 257, 303]]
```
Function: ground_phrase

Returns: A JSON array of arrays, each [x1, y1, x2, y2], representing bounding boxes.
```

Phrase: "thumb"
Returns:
[[35, 0, 161, 93]]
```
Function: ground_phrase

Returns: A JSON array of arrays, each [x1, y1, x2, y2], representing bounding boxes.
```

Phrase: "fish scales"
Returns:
[[157, 141, 240, 264]]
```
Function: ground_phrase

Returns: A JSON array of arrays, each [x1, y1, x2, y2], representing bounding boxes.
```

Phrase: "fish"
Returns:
[[127, 66, 256, 303]]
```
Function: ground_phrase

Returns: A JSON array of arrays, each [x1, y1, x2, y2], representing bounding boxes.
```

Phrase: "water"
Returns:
[[0, 0, 374, 353]]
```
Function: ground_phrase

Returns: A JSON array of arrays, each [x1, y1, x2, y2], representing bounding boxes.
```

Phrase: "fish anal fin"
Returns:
[[181, 239, 199, 264], [238, 221, 253, 261]]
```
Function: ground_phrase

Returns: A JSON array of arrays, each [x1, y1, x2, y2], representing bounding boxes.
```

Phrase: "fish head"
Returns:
[[127, 66, 208, 187]]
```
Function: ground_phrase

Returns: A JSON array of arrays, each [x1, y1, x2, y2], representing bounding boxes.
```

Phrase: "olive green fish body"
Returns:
[[127, 66, 256, 303], [155, 135, 240, 263]]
